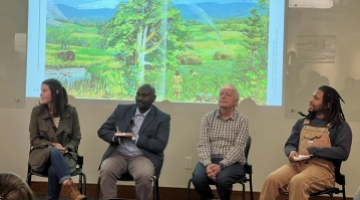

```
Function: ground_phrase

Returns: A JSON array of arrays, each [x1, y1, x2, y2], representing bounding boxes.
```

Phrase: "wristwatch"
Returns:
[[220, 164, 225, 170]]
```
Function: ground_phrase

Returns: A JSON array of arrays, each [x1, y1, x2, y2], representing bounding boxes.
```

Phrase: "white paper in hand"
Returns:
[[115, 132, 133, 137], [294, 155, 311, 161]]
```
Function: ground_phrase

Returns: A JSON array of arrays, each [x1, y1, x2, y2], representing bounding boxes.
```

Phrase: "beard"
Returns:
[[307, 110, 317, 117], [308, 108, 325, 117]]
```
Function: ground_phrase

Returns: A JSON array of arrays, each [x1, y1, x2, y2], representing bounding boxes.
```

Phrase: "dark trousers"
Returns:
[[46, 147, 71, 200], [192, 158, 245, 200]]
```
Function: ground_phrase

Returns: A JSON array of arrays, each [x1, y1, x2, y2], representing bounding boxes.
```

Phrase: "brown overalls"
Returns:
[[260, 119, 335, 200]]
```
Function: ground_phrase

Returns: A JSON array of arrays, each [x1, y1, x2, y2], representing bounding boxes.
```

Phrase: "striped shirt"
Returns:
[[197, 109, 249, 167]]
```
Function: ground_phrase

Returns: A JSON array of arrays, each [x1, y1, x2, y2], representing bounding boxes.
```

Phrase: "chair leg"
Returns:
[[249, 179, 254, 200], [342, 186, 346, 200], [153, 178, 159, 200], [82, 173, 87, 196], [329, 193, 334, 200], [95, 177, 101, 200], [79, 173, 83, 194], [153, 181, 156, 200], [186, 179, 192, 200], [26, 173, 32, 187], [241, 183, 245, 200]]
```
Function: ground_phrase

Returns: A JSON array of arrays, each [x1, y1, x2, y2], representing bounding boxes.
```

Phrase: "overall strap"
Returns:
[[303, 119, 310, 125], [303, 118, 331, 130]]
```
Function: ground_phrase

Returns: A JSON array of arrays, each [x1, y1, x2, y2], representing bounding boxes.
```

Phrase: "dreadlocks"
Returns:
[[299, 85, 346, 128]]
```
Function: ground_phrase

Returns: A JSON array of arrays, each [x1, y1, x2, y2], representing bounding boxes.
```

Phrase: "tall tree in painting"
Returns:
[[257, 0, 269, 10], [241, 8, 267, 69], [106, 0, 185, 88]]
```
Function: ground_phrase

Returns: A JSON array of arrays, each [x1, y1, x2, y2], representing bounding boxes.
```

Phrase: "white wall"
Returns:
[[1, 97, 359, 196]]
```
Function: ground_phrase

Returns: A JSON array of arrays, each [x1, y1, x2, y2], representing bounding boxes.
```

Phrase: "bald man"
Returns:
[[98, 84, 171, 200], [192, 84, 250, 200]]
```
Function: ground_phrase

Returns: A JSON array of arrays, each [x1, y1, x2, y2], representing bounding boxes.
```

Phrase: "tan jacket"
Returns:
[[28, 105, 81, 172]]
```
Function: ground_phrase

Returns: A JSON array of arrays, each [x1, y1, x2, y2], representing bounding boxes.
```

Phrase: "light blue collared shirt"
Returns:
[[116, 107, 151, 156]]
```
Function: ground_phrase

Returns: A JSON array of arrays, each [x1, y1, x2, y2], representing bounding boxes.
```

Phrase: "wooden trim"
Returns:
[[29, 182, 353, 200]]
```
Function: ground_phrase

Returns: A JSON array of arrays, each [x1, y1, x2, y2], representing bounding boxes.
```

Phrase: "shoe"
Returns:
[[62, 179, 86, 200]]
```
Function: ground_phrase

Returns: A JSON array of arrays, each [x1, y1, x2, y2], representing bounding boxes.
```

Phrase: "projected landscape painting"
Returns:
[[45, 0, 269, 104]]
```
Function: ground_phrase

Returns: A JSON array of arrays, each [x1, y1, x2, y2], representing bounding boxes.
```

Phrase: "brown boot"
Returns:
[[62, 179, 86, 200]]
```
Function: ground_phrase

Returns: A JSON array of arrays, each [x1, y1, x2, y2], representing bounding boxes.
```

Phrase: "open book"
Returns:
[[115, 132, 133, 137]]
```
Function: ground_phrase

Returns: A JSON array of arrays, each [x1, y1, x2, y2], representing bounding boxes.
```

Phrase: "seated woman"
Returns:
[[28, 79, 85, 200], [0, 172, 33, 200]]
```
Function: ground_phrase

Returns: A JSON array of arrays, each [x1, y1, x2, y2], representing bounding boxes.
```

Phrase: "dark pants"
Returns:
[[192, 158, 245, 200], [46, 147, 71, 200]]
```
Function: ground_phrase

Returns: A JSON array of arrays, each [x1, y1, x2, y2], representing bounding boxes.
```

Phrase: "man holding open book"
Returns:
[[260, 85, 352, 200]]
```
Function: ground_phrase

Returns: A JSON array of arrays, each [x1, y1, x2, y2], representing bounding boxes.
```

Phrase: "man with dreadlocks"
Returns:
[[259, 85, 352, 200]]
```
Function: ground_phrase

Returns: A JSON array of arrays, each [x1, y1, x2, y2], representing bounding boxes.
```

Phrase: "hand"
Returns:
[[206, 164, 215, 174], [213, 165, 221, 176], [206, 164, 216, 180], [288, 151, 298, 163], [52, 143, 67, 154], [208, 173, 216, 181], [296, 159, 308, 166], [299, 149, 310, 156]]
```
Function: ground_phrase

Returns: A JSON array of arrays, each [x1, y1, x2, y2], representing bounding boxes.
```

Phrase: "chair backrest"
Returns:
[[333, 160, 345, 185], [244, 136, 252, 162]]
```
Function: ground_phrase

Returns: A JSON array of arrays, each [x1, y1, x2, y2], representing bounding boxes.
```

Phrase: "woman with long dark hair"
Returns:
[[28, 79, 85, 200]]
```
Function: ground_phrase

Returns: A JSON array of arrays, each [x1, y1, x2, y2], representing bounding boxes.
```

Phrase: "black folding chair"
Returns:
[[310, 160, 346, 200], [186, 136, 253, 200], [26, 154, 86, 195]]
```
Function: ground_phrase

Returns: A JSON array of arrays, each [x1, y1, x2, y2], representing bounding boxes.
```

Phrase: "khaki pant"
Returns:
[[259, 158, 335, 200], [99, 151, 154, 200]]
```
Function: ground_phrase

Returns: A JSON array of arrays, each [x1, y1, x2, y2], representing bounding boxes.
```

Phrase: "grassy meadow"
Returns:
[[45, 18, 268, 104]]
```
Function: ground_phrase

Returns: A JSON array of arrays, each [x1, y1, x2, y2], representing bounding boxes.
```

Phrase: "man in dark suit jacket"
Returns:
[[98, 84, 171, 200]]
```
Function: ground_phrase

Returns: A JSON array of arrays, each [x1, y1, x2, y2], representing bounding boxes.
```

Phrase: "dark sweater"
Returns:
[[284, 118, 352, 162]]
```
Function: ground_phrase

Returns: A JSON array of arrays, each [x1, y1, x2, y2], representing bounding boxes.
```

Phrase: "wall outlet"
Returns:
[[185, 157, 192, 170]]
